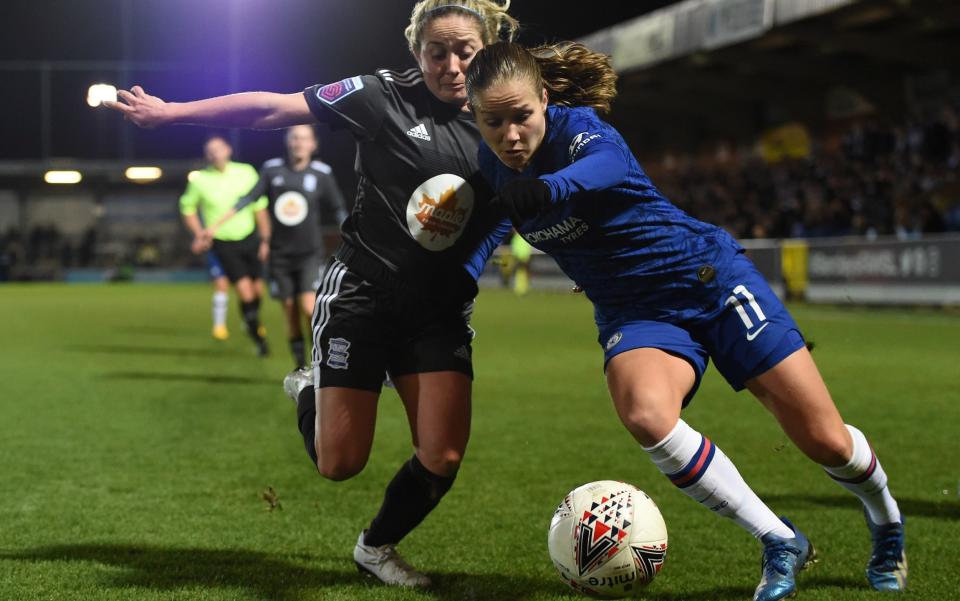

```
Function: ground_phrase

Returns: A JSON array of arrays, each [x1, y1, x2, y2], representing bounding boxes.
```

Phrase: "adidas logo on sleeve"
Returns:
[[406, 123, 431, 141]]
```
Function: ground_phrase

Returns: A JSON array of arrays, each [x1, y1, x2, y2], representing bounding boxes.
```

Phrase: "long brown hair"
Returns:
[[465, 41, 618, 114], [405, 0, 519, 54]]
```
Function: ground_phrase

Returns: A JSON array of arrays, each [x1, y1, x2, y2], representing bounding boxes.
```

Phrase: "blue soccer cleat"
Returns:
[[865, 511, 907, 591], [753, 517, 816, 601]]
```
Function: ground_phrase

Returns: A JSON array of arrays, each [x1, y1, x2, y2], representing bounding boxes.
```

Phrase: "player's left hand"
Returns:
[[493, 178, 552, 224], [258, 240, 270, 262]]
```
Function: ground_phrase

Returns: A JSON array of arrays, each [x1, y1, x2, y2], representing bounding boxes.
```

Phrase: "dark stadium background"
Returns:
[[3, 1, 957, 188], [1, 1, 958, 282], [0, 1, 672, 174]]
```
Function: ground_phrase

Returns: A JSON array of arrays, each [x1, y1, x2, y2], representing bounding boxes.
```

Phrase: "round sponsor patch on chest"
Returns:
[[405, 174, 474, 251], [274, 191, 309, 226]]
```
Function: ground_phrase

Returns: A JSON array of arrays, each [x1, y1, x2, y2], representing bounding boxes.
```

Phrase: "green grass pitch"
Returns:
[[0, 284, 957, 600]]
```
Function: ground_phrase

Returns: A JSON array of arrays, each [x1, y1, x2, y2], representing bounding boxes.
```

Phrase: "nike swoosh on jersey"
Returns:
[[745, 322, 770, 341]]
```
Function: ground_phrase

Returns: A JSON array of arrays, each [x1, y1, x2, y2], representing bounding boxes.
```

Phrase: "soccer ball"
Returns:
[[548, 480, 668, 598]]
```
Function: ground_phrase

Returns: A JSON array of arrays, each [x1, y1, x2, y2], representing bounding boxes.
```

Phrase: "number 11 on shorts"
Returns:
[[725, 285, 767, 338]]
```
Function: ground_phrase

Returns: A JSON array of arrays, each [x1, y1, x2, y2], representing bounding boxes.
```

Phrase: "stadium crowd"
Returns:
[[654, 105, 960, 240], [2, 107, 959, 281]]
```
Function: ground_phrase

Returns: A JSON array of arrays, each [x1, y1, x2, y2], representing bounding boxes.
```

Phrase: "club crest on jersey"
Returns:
[[316, 76, 364, 105], [274, 191, 309, 226], [568, 131, 602, 161], [326, 338, 350, 370], [406, 174, 474, 251], [606, 331, 622, 351]]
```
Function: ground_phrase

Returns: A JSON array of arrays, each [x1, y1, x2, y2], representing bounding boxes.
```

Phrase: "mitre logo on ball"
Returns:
[[549, 480, 668, 599]]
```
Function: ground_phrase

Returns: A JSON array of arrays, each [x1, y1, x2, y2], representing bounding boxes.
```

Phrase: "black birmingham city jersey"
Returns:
[[303, 68, 501, 290], [238, 158, 348, 257]]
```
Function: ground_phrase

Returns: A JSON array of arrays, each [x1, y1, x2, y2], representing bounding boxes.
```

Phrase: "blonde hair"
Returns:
[[405, 0, 519, 54], [466, 41, 618, 115]]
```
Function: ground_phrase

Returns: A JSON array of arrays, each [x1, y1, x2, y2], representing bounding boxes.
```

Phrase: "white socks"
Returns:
[[823, 424, 901, 524], [643, 419, 793, 540], [212, 291, 228, 327]]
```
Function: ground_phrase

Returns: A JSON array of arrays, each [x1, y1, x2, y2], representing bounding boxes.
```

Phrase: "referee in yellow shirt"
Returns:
[[180, 134, 270, 356]]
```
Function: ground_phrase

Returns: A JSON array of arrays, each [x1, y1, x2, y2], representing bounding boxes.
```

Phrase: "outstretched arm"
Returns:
[[103, 85, 315, 130], [205, 173, 270, 237]]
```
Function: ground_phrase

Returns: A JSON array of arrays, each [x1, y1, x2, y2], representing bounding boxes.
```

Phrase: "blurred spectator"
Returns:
[[655, 103, 959, 240]]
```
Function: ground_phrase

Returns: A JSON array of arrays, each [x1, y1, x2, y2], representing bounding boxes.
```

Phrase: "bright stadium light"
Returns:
[[87, 83, 117, 107], [125, 166, 163, 182], [44, 170, 83, 184]]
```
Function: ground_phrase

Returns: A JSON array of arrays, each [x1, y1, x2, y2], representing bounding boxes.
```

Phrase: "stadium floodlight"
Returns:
[[44, 170, 83, 184], [125, 166, 163, 182], [87, 83, 118, 107]]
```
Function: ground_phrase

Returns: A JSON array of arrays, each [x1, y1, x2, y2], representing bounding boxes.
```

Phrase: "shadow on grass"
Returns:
[[100, 371, 278, 386], [70, 344, 244, 358], [634, 572, 862, 600], [761, 493, 960, 521], [800, 574, 872, 591], [2, 544, 351, 601], [638, 585, 757, 600], [1, 544, 559, 601]]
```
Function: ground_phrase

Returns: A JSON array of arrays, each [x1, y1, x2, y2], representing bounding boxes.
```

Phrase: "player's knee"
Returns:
[[417, 448, 464, 477], [316, 455, 367, 481], [806, 428, 853, 466], [618, 392, 679, 446]]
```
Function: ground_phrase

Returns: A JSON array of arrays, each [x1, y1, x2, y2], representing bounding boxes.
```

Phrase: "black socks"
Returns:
[[294, 386, 458, 547], [289, 337, 306, 367], [240, 299, 262, 340], [363, 454, 457, 547], [296, 384, 318, 464]]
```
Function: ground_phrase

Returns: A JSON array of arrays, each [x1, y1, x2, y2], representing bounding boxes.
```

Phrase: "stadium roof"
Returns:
[[602, 0, 960, 152]]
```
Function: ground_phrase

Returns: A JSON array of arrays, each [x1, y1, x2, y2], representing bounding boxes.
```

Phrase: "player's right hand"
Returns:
[[102, 86, 168, 128]]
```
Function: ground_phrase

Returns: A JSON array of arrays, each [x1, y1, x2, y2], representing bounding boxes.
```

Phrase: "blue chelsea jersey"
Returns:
[[470, 105, 744, 319]]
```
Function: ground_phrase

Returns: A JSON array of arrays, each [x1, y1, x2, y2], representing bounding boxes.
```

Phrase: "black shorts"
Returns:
[[269, 251, 324, 300], [311, 258, 475, 392], [211, 235, 262, 283]]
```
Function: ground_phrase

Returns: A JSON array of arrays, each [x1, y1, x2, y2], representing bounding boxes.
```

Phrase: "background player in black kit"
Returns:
[[206, 125, 348, 368], [105, 0, 520, 588]]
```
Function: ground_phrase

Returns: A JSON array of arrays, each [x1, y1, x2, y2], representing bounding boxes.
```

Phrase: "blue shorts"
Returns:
[[598, 253, 805, 406], [207, 251, 225, 280]]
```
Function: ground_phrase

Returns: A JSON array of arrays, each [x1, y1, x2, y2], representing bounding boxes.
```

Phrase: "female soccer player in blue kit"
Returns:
[[464, 41, 907, 601]]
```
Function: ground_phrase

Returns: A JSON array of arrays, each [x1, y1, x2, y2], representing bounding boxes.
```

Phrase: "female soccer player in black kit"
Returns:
[[106, 0, 518, 587]]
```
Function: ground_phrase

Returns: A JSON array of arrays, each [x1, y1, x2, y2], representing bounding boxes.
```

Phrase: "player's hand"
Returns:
[[102, 85, 169, 128], [258, 240, 270, 262], [190, 235, 210, 255], [493, 178, 552, 224]]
